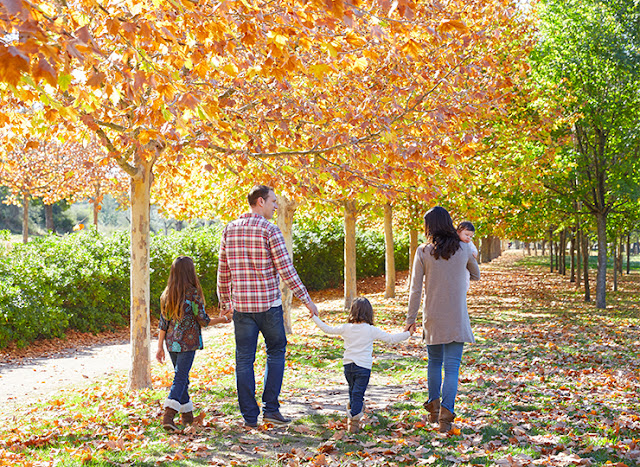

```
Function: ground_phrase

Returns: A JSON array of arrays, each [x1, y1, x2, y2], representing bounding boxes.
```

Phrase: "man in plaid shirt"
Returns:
[[217, 185, 318, 427]]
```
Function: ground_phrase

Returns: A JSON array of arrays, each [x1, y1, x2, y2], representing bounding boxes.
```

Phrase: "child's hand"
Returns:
[[156, 347, 165, 363], [404, 323, 417, 335]]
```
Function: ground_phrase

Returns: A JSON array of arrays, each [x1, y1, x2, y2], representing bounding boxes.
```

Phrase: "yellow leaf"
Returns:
[[222, 63, 238, 77], [351, 56, 368, 73]]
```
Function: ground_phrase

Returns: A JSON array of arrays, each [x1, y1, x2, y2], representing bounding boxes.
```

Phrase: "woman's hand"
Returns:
[[404, 322, 417, 335]]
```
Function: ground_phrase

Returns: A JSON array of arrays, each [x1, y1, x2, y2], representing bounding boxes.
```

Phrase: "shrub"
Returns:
[[0, 221, 410, 348]]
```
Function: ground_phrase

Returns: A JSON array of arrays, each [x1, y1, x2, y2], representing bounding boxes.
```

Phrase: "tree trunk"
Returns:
[[541, 240, 546, 256], [22, 194, 29, 243], [627, 233, 631, 275], [343, 200, 357, 309], [128, 160, 153, 391], [409, 229, 418, 283], [569, 229, 576, 282], [383, 203, 395, 299], [93, 184, 101, 229], [549, 229, 554, 272], [276, 195, 297, 335], [582, 229, 590, 302], [562, 230, 567, 275], [576, 225, 582, 287], [613, 237, 618, 292], [45, 204, 55, 233], [481, 237, 490, 263], [594, 211, 607, 309], [618, 236, 623, 275]]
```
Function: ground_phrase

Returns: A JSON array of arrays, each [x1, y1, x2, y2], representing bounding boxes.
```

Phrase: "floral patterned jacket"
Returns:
[[159, 287, 211, 352]]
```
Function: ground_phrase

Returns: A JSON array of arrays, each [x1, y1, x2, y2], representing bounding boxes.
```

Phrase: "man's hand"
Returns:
[[306, 301, 319, 318]]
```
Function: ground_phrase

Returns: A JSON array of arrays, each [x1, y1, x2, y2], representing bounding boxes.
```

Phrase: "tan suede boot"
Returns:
[[181, 411, 194, 426], [438, 407, 454, 433], [162, 407, 179, 432], [424, 399, 440, 424], [347, 412, 363, 434]]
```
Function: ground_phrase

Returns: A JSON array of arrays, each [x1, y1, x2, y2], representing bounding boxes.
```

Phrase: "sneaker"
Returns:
[[244, 419, 258, 428], [263, 411, 291, 425]]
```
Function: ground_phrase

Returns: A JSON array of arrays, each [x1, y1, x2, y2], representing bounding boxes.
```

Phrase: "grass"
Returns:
[[0, 252, 639, 466]]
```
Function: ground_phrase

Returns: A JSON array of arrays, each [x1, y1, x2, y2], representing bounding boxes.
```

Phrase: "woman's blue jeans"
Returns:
[[168, 350, 195, 405], [234, 306, 287, 424], [344, 363, 371, 416], [427, 342, 464, 414]]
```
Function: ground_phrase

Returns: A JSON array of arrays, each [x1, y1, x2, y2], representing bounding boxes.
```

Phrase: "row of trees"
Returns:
[[2, 0, 638, 388]]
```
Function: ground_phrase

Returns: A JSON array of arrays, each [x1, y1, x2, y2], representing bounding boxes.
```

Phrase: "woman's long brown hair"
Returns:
[[160, 256, 206, 321], [424, 206, 461, 260]]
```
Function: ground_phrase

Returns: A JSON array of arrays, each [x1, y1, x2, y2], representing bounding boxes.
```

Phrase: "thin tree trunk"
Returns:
[[595, 211, 607, 309], [618, 236, 623, 275], [383, 203, 395, 299], [559, 230, 566, 275], [613, 237, 618, 292], [582, 229, 590, 302], [627, 233, 631, 275], [22, 194, 29, 243], [570, 228, 576, 282], [45, 204, 55, 233], [343, 200, 357, 309], [576, 224, 582, 287], [93, 184, 101, 229], [549, 229, 553, 272], [128, 160, 153, 391], [276, 195, 297, 335], [409, 229, 418, 283]]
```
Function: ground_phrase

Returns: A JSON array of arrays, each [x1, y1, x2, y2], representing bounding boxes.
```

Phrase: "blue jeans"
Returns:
[[168, 350, 195, 406], [344, 363, 371, 416], [234, 306, 287, 423], [427, 342, 464, 414]]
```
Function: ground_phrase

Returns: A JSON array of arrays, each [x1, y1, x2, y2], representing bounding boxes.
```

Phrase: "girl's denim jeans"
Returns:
[[168, 350, 196, 405], [343, 362, 371, 416]]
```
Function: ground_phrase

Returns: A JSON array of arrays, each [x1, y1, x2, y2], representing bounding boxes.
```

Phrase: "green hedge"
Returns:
[[0, 222, 409, 349]]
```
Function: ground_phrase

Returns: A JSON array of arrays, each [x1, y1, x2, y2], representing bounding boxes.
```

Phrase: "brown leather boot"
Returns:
[[438, 407, 454, 433], [162, 407, 179, 432], [181, 411, 194, 426], [423, 399, 440, 424]]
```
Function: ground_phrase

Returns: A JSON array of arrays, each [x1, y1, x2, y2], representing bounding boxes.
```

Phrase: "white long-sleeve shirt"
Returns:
[[312, 315, 410, 370]]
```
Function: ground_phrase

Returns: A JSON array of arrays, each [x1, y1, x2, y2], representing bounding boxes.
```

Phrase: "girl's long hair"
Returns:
[[424, 206, 460, 260], [160, 256, 205, 321], [347, 297, 374, 325]]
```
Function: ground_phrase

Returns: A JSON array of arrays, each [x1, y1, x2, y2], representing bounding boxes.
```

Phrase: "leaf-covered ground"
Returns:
[[1, 252, 638, 466]]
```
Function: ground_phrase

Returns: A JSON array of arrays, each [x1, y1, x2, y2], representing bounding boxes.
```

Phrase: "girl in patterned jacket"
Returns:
[[156, 256, 230, 432]]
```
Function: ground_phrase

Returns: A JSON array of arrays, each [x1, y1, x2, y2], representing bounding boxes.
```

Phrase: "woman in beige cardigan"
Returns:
[[404, 206, 480, 433]]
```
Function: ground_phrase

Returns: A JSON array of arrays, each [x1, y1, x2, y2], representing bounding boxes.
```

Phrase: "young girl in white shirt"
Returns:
[[312, 297, 413, 433]]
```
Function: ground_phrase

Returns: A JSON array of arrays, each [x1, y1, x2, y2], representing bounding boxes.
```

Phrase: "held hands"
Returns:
[[306, 301, 319, 319], [404, 322, 417, 335]]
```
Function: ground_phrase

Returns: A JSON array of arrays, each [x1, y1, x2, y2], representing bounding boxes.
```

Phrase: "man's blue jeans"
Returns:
[[427, 342, 464, 414], [234, 306, 287, 424], [168, 350, 195, 406], [344, 363, 371, 416]]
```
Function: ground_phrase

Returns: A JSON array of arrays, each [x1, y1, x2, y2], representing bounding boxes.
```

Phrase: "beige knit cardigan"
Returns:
[[406, 242, 480, 345]]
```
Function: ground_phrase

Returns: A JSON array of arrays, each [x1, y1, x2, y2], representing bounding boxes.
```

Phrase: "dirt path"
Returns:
[[0, 325, 230, 414]]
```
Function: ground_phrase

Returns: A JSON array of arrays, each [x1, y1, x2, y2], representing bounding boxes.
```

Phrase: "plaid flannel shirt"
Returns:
[[217, 213, 311, 313]]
